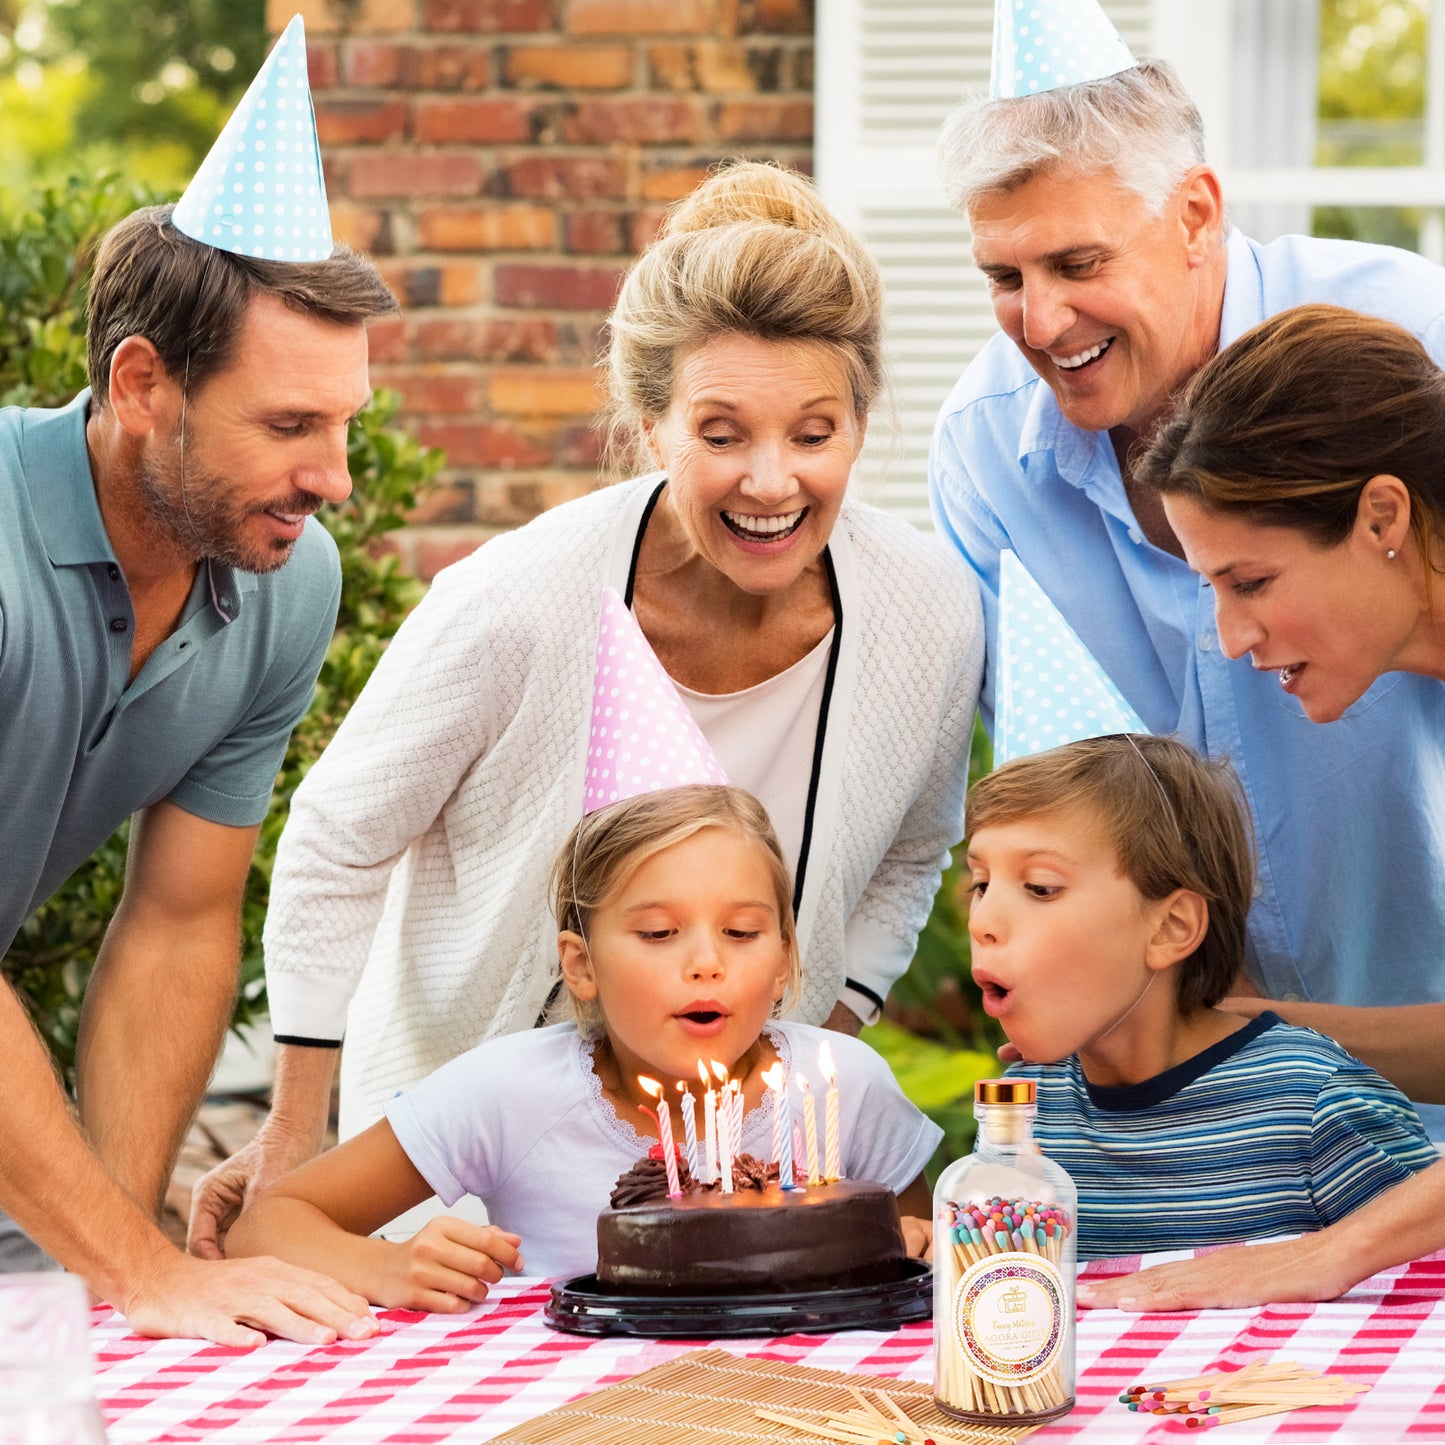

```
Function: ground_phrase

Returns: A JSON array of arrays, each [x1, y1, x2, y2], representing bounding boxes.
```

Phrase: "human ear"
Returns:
[[851, 410, 869, 461], [771, 944, 792, 1004], [640, 416, 666, 469], [1145, 889, 1209, 970], [1357, 475, 1412, 558], [107, 336, 180, 436], [1178, 166, 1225, 267], [558, 930, 599, 1003]]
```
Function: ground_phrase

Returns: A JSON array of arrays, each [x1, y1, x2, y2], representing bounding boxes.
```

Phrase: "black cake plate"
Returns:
[[545, 1258, 931, 1337]]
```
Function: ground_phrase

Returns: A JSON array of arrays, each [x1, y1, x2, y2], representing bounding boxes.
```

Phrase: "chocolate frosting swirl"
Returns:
[[608, 1152, 781, 1207], [609, 1155, 699, 1208]]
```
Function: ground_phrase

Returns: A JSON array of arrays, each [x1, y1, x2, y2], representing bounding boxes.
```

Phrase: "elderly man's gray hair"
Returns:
[[939, 59, 1206, 217]]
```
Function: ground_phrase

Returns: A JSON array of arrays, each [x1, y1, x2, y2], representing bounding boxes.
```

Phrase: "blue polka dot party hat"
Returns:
[[172, 15, 332, 262], [991, 0, 1136, 99], [995, 549, 1146, 764]]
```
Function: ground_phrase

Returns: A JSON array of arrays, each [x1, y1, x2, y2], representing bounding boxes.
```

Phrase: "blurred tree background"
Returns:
[[0, 0, 262, 190], [1314, 0, 1429, 247]]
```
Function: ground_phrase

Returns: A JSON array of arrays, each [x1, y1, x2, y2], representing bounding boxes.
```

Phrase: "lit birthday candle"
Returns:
[[819, 1040, 841, 1182], [710, 1060, 734, 1193], [698, 1061, 717, 1184], [676, 1081, 699, 1177], [762, 1064, 795, 1190], [796, 1072, 821, 1185], [638, 1076, 682, 1198]]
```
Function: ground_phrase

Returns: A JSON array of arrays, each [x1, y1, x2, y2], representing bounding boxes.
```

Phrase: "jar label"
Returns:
[[950, 1252, 1066, 1386]]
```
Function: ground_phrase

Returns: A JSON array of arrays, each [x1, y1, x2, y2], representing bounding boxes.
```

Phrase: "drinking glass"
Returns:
[[0, 1274, 107, 1444]]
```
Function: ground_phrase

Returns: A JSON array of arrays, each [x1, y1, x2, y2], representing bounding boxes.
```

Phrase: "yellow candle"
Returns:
[[796, 1073, 821, 1185], [819, 1040, 841, 1182]]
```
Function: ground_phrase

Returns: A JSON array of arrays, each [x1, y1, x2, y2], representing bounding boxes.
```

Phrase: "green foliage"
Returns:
[[1, 0, 261, 190], [0, 172, 442, 1083], [1313, 0, 1428, 248], [860, 1018, 997, 1188], [0, 172, 151, 406], [46, 0, 264, 166]]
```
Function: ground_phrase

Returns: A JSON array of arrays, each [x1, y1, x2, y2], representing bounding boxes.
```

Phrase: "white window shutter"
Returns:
[[817, 1, 1161, 526]]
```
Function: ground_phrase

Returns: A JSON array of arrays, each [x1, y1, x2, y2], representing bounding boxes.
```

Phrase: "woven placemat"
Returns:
[[489, 1348, 1044, 1444]]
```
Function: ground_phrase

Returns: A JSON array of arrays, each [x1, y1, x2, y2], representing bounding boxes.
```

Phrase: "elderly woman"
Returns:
[[190, 163, 983, 1250]]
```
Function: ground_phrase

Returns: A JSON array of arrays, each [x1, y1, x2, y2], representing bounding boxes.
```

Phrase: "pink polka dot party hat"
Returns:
[[583, 586, 729, 814]]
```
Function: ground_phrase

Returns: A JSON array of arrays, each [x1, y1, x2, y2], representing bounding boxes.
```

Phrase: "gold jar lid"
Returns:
[[975, 1078, 1036, 1105]]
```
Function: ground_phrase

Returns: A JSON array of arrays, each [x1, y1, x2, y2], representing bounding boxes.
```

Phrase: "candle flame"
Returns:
[[760, 1063, 785, 1091], [819, 1040, 837, 1086], [795, 1073, 813, 1095], [710, 1059, 729, 1084], [677, 1080, 692, 1098], [697, 1060, 712, 1088], [638, 1076, 664, 1101]]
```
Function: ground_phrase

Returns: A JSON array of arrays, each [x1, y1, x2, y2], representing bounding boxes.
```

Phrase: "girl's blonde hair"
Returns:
[[604, 160, 886, 474], [550, 784, 802, 1030]]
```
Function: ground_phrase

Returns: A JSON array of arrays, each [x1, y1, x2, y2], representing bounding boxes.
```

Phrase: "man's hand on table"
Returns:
[[1076, 1233, 1345, 1313], [118, 1246, 380, 1348]]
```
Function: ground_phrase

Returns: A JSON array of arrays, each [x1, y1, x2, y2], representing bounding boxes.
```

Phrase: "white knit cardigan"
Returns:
[[265, 476, 984, 1133]]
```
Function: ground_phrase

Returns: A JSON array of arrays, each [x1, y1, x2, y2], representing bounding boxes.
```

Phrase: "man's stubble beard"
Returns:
[[135, 434, 306, 577]]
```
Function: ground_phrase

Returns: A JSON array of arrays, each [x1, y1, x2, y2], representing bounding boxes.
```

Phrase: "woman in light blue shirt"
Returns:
[[1081, 299, 1445, 1314], [1138, 301, 1445, 1104]]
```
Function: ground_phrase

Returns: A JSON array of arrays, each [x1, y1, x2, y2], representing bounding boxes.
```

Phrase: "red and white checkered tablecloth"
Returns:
[[90, 1251, 1445, 1444]]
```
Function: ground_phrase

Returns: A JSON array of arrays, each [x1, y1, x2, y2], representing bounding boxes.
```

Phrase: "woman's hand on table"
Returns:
[[189, 1120, 321, 1261], [189, 1042, 340, 1259], [379, 1217, 524, 1312], [119, 1246, 380, 1348]]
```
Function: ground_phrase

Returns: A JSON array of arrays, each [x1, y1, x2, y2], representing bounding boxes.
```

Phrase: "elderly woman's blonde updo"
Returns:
[[605, 161, 886, 471]]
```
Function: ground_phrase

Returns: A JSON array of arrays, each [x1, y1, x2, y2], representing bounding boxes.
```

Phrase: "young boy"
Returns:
[[964, 734, 1438, 1259]]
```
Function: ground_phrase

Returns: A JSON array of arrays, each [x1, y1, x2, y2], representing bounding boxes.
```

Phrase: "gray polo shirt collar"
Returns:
[[26, 388, 255, 622]]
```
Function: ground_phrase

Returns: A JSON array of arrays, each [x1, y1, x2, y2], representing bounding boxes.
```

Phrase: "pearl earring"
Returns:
[[1387, 549, 1397, 560]]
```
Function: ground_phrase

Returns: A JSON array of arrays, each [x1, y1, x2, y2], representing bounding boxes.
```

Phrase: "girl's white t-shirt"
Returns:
[[385, 1020, 941, 1281]]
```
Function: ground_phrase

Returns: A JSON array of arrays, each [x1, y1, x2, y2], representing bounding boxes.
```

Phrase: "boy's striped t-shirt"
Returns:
[[1009, 1013, 1438, 1259]]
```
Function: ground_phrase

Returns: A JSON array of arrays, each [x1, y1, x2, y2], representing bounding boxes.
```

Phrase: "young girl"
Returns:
[[964, 734, 1438, 1259], [228, 785, 939, 1309]]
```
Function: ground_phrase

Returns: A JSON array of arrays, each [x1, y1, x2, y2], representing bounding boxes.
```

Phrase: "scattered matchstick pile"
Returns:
[[759, 1385, 1040, 1444], [1120, 1360, 1370, 1429]]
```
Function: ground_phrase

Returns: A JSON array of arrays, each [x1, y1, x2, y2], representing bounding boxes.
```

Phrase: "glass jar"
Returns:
[[933, 1079, 1076, 1425]]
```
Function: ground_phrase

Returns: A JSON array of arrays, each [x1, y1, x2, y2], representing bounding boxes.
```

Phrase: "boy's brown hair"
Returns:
[[550, 784, 801, 1030], [965, 735, 1255, 1012]]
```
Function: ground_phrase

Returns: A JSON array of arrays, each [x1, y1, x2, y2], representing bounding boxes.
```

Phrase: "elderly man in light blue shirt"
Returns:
[[929, 57, 1445, 1130]]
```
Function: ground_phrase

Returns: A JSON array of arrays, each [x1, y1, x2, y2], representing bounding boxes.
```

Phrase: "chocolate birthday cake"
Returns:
[[596, 1153, 907, 1294]]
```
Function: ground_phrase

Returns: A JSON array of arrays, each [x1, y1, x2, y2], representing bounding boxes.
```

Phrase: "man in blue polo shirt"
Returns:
[[1, 19, 393, 1346], [930, 11, 1445, 1124]]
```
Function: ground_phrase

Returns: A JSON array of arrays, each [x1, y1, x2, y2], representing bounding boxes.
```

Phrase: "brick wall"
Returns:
[[274, 0, 814, 580]]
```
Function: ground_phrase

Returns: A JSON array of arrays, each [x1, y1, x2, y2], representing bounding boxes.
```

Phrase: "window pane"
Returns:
[[1317, 0, 1429, 167], [1312, 203, 1421, 247]]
